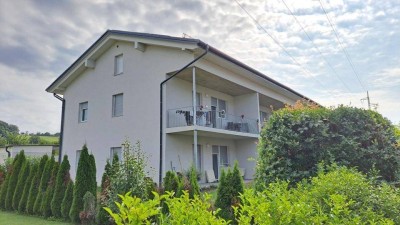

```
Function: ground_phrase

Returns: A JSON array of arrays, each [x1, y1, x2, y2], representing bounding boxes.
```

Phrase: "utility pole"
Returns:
[[361, 91, 378, 110]]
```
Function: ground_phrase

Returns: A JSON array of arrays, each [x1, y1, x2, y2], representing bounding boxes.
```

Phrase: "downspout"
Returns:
[[159, 44, 209, 186], [53, 93, 65, 163]]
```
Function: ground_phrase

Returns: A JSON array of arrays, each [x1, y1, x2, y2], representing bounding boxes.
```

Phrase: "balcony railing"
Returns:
[[167, 106, 259, 134]]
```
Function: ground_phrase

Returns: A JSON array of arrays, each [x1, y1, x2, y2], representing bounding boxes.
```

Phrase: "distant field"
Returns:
[[39, 136, 59, 144], [0, 211, 71, 225]]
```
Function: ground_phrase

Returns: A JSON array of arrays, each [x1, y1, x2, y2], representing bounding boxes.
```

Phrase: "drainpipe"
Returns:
[[53, 93, 65, 163], [5, 145, 11, 158], [159, 44, 209, 186]]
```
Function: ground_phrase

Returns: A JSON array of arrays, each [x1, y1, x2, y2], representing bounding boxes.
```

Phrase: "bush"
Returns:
[[256, 103, 400, 188], [163, 171, 180, 195], [61, 180, 74, 220], [5, 151, 26, 210], [18, 160, 38, 212], [51, 155, 71, 218], [33, 155, 55, 215], [41, 161, 59, 217], [236, 165, 399, 224], [26, 155, 48, 214], [69, 145, 96, 223], [12, 159, 30, 210], [0, 156, 16, 209], [215, 162, 244, 222], [97, 158, 115, 225], [79, 192, 96, 225], [188, 165, 200, 199]]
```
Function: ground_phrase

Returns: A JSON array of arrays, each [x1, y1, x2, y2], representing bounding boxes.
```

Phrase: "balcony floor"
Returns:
[[166, 125, 259, 139]]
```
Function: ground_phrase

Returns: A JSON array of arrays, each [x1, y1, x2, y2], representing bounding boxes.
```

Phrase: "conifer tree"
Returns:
[[12, 159, 30, 210], [61, 181, 73, 220], [18, 161, 38, 212], [5, 151, 26, 210], [51, 155, 71, 218], [26, 155, 48, 214], [33, 155, 54, 214], [0, 154, 19, 209], [69, 145, 96, 223], [41, 162, 59, 217]]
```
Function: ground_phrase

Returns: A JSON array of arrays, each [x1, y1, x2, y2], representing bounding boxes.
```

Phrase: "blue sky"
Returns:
[[0, 0, 399, 133]]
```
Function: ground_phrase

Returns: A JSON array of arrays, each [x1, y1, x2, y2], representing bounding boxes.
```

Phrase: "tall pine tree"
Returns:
[[51, 155, 71, 218], [61, 181, 73, 220], [12, 159, 30, 210], [5, 151, 26, 210], [0, 154, 19, 209], [26, 155, 48, 214], [18, 160, 38, 212], [33, 155, 55, 214], [41, 161, 59, 217]]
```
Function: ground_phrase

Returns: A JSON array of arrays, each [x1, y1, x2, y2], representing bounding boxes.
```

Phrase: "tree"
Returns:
[[5, 151, 26, 210], [61, 181, 74, 220], [0, 155, 19, 209], [0, 120, 19, 137], [12, 159, 30, 210], [33, 155, 55, 214], [26, 155, 48, 214], [18, 160, 38, 212], [69, 145, 96, 223], [41, 162, 59, 217], [51, 155, 71, 218]]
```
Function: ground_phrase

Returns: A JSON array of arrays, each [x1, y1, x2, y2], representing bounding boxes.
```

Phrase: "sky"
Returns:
[[0, 0, 399, 133]]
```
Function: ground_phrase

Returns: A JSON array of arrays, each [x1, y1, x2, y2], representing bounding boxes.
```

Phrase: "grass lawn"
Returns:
[[0, 211, 71, 225], [39, 136, 59, 143]]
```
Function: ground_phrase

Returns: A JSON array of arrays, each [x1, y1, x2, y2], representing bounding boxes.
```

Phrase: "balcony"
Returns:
[[167, 106, 259, 135]]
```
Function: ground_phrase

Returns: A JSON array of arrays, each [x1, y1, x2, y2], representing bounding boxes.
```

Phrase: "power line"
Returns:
[[280, 0, 353, 93], [318, 0, 367, 92]]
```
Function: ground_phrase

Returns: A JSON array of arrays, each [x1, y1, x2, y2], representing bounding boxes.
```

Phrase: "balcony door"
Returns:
[[211, 97, 226, 129], [212, 145, 228, 179]]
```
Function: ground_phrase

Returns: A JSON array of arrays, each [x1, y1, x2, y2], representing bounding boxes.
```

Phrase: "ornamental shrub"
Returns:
[[215, 162, 244, 222], [0, 156, 16, 209], [5, 151, 26, 210], [33, 155, 55, 215], [79, 191, 96, 225], [256, 102, 400, 188], [51, 155, 70, 218], [12, 159, 30, 210], [18, 160, 38, 212], [69, 145, 96, 223], [26, 155, 48, 214], [97, 157, 118, 225], [188, 165, 200, 199], [163, 171, 180, 195], [41, 161, 59, 217], [61, 181, 74, 220]]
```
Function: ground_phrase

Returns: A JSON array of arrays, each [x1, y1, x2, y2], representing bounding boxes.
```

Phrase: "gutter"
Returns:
[[159, 45, 209, 186], [53, 93, 65, 163]]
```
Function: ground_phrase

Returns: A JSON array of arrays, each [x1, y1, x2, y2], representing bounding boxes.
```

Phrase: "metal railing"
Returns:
[[167, 106, 259, 134]]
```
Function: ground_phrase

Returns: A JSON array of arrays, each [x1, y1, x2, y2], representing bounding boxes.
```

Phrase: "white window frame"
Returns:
[[79, 102, 88, 123], [114, 54, 123, 76], [112, 93, 123, 117], [110, 147, 122, 162]]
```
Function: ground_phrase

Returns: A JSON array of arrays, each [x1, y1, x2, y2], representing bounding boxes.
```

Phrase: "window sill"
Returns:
[[114, 72, 124, 76]]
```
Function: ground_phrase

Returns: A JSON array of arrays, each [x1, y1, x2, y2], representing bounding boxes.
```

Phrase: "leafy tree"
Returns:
[[29, 135, 40, 144], [69, 145, 96, 223], [0, 120, 19, 137], [18, 160, 38, 212], [256, 103, 400, 188], [41, 161, 59, 217], [33, 155, 55, 214], [5, 151, 26, 210], [61, 181, 74, 220], [26, 155, 48, 214], [51, 155, 71, 218], [12, 159, 30, 210]]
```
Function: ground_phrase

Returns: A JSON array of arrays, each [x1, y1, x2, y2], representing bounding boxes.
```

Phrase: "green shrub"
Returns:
[[188, 165, 200, 199], [79, 191, 96, 225], [97, 159, 114, 225], [12, 159, 30, 210], [33, 155, 55, 215], [41, 161, 59, 217], [69, 145, 96, 223], [51, 155, 71, 218], [0, 156, 16, 209], [163, 171, 180, 195], [256, 103, 400, 188], [5, 151, 26, 210], [18, 160, 38, 212], [26, 155, 48, 214], [215, 162, 244, 222], [61, 180, 74, 220], [236, 166, 399, 224]]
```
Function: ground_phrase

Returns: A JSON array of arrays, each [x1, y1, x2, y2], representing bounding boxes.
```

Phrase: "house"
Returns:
[[46, 30, 311, 184]]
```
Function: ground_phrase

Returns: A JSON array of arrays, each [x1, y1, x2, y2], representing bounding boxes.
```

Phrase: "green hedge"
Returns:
[[51, 155, 70, 218], [256, 104, 400, 188], [5, 151, 26, 210], [61, 181, 73, 220], [26, 155, 48, 214], [12, 159, 30, 210], [41, 161, 59, 217], [18, 161, 38, 212], [33, 155, 55, 214]]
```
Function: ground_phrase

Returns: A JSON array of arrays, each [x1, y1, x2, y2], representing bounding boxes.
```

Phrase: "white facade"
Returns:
[[47, 31, 308, 184]]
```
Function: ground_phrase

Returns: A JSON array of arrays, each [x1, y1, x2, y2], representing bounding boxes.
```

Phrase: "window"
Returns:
[[192, 144, 202, 171], [260, 111, 269, 123], [110, 147, 122, 162], [112, 93, 123, 117], [114, 54, 123, 75], [79, 102, 88, 122], [76, 150, 82, 171], [212, 145, 229, 166]]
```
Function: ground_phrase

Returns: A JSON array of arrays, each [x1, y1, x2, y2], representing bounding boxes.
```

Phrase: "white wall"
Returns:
[[10, 145, 55, 159], [235, 139, 258, 180], [63, 42, 194, 183]]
